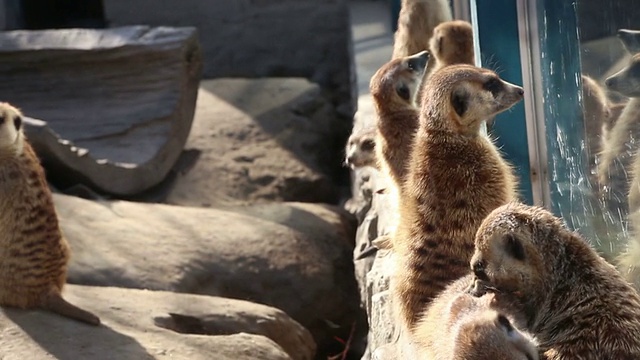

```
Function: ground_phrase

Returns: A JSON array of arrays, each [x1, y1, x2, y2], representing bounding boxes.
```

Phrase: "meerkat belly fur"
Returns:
[[392, 64, 521, 331], [413, 274, 538, 360], [0, 102, 100, 325], [470, 202, 640, 359]]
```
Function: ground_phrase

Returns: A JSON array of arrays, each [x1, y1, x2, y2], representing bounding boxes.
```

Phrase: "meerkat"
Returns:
[[412, 274, 538, 360], [599, 53, 640, 216], [428, 20, 475, 75], [392, 64, 522, 331], [391, 0, 452, 60], [369, 50, 429, 248], [469, 202, 640, 359], [0, 102, 100, 325], [580, 75, 611, 173], [344, 126, 377, 169], [618, 28, 640, 54]]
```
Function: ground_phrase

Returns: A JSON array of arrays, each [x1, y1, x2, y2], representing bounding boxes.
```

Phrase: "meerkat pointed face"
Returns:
[[605, 53, 640, 97], [344, 128, 376, 169], [467, 204, 551, 303], [370, 50, 430, 107], [427, 65, 524, 134], [430, 20, 475, 65], [0, 102, 24, 151], [618, 29, 640, 54], [456, 310, 539, 360]]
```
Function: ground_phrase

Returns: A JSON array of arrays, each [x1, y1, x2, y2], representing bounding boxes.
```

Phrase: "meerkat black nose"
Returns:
[[516, 87, 524, 96]]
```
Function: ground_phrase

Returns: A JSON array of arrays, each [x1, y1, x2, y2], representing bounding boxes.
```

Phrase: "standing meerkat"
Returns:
[[469, 202, 640, 359], [412, 274, 538, 360], [370, 50, 429, 245], [344, 126, 377, 169], [391, 0, 452, 60], [0, 102, 100, 325], [580, 75, 612, 173], [428, 20, 475, 75], [599, 54, 640, 216], [393, 64, 522, 330]]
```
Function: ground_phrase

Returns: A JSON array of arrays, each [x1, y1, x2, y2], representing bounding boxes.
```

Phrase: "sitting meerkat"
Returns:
[[469, 202, 640, 359], [344, 126, 377, 169], [413, 274, 538, 360], [0, 102, 100, 325], [392, 64, 522, 332]]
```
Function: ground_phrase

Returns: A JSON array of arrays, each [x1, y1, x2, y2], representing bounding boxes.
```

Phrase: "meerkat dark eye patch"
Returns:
[[504, 234, 525, 261], [13, 116, 21, 131], [396, 83, 411, 101], [451, 88, 469, 117], [0, 116, 5, 124], [472, 260, 489, 281], [483, 77, 504, 97], [497, 314, 514, 333], [361, 139, 375, 151]]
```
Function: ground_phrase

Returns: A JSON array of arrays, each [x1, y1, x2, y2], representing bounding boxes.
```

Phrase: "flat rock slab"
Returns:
[[0, 26, 202, 196], [0, 285, 314, 360], [164, 78, 344, 206], [53, 194, 359, 356]]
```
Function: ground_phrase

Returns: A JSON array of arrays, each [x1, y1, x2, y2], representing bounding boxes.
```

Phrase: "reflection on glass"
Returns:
[[575, 0, 640, 282]]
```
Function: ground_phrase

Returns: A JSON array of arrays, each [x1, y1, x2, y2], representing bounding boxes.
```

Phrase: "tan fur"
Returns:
[[344, 126, 377, 169], [392, 64, 521, 331], [599, 54, 640, 215], [391, 0, 452, 60], [428, 21, 475, 75], [470, 202, 640, 359], [413, 275, 538, 360], [0, 103, 100, 325]]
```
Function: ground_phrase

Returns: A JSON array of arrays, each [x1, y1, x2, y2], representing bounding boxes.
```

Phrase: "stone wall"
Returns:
[[103, 0, 357, 119]]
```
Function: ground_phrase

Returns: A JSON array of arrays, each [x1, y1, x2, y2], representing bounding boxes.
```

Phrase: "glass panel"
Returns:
[[545, 0, 640, 261]]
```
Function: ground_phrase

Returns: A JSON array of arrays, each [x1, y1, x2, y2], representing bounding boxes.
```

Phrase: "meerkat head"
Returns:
[[618, 29, 640, 54], [0, 102, 24, 153], [344, 127, 376, 169], [370, 50, 430, 109], [605, 53, 640, 97], [422, 64, 524, 135], [468, 203, 565, 312], [429, 20, 475, 66], [455, 310, 539, 360]]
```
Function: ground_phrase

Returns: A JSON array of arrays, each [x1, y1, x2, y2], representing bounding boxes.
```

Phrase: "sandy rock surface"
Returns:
[[53, 193, 359, 355], [0, 284, 314, 360]]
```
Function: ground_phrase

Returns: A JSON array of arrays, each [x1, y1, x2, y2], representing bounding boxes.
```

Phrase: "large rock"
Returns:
[[0, 26, 202, 196], [53, 194, 360, 357], [0, 284, 314, 360], [163, 78, 348, 206], [103, 0, 356, 119]]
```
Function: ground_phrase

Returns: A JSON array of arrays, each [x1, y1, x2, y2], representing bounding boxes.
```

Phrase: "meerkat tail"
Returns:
[[44, 291, 101, 326]]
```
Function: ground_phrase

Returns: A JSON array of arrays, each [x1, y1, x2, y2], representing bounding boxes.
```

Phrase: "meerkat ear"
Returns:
[[504, 234, 526, 261], [451, 87, 469, 117], [396, 83, 411, 101]]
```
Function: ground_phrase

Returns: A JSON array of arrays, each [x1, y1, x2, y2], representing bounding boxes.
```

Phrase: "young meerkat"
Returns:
[[392, 64, 522, 331], [469, 202, 640, 359], [0, 102, 100, 325], [413, 274, 539, 360], [344, 126, 377, 169], [391, 0, 452, 60]]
